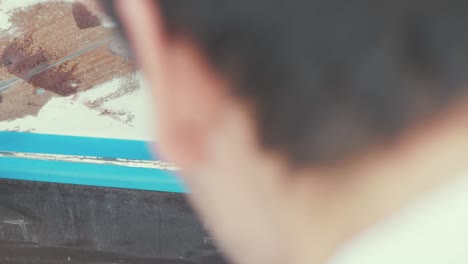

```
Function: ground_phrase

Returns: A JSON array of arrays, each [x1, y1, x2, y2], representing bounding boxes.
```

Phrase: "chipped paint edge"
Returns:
[[0, 151, 179, 171]]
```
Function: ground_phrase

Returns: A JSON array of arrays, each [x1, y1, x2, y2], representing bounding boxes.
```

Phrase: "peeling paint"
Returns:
[[0, 151, 179, 170]]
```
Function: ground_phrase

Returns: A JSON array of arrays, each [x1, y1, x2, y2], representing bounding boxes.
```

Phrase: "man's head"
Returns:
[[103, 1, 468, 263]]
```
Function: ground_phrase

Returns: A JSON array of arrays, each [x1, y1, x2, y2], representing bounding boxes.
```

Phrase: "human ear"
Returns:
[[115, 0, 229, 170]]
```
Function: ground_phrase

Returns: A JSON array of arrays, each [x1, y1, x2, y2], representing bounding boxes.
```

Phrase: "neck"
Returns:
[[266, 104, 468, 264]]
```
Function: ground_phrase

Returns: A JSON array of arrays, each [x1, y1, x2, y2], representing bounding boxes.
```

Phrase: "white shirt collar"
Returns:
[[329, 171, 468, 264]]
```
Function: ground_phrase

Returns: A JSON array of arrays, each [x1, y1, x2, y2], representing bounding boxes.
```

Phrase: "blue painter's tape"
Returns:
[[0, 157, 186, 193], [0, 132, 153, 160]]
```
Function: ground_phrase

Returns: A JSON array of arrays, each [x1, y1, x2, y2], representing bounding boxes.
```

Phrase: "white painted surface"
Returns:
[[0, 151, 177, 170], [0, 0, 73, 32], [0, 73, 156, 141], [0, 0, 156, 141]]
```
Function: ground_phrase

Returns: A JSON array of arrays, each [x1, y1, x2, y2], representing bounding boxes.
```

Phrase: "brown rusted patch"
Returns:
[[30, 67, 78, 96], [1, 39, 78, 96], [72, 2, 101, 29], [0, 1, 136, 121], [1, 40, 49, 77], [81, 73, 140, 125]]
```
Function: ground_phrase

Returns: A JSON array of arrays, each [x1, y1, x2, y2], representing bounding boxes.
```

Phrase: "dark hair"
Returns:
[[104, 0, 468, 166]]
